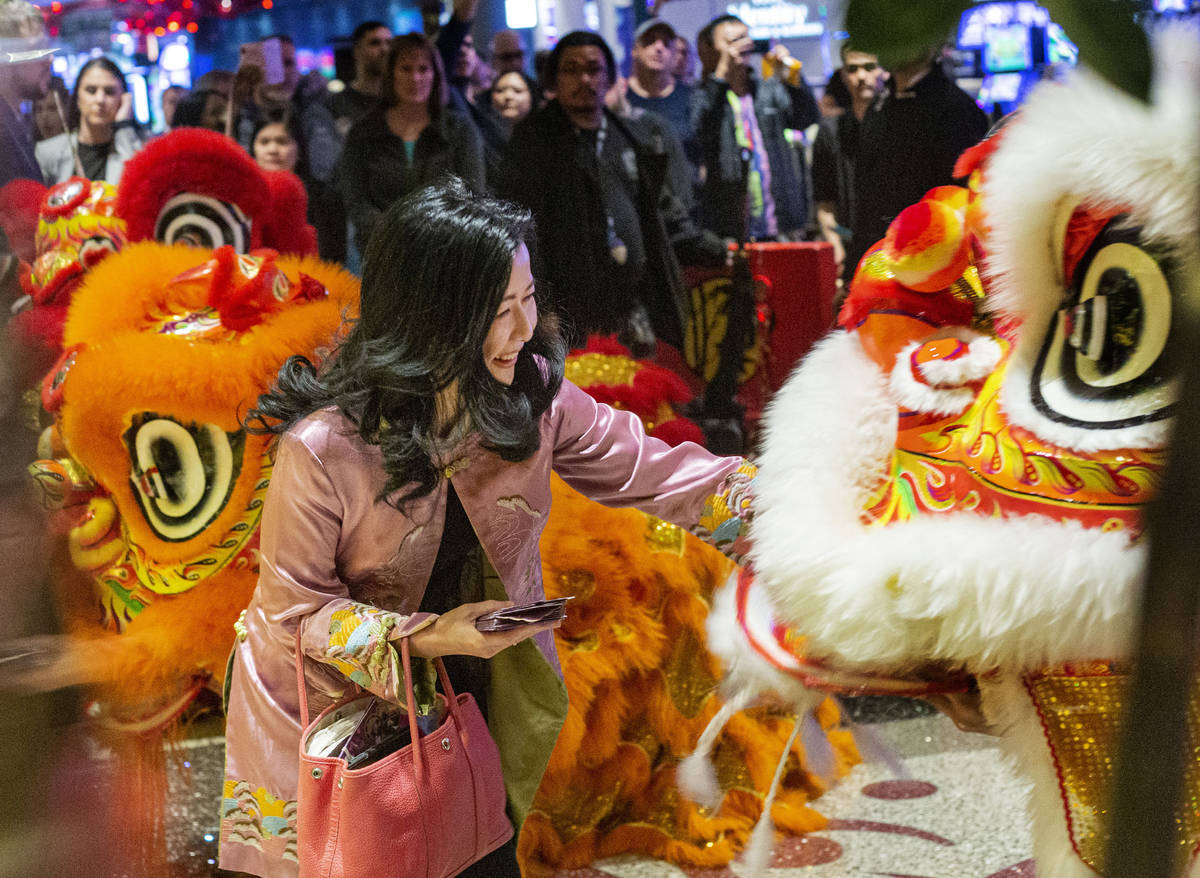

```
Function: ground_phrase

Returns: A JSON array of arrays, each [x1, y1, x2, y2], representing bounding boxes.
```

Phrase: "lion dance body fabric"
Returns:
[[526, 340, 856, 874]]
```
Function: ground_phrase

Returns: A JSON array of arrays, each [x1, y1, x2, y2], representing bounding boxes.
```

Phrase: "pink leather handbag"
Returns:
[[295, 633, 513, 878]]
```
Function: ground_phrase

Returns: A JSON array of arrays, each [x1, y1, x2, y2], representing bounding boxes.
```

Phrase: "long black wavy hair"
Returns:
[[245, 177, 566, 509]]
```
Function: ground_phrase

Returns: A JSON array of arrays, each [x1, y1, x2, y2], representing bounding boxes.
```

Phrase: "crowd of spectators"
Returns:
[[2, 0, 989, 352]]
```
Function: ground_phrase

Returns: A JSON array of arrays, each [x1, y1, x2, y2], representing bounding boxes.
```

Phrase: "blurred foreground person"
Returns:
[[0, 0, 55, 185], [0, 223, 116, 878]]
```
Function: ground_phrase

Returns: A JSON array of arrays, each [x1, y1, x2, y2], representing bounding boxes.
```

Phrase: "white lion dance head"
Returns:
[[683, 25, 1200, 878]]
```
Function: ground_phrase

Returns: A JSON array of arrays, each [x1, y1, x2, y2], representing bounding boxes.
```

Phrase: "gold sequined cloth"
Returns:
[[1025, 664, 1200, 873]]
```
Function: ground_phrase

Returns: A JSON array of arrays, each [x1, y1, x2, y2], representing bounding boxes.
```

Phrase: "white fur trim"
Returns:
[[738, 711, 806, 878], [706, 569, 814, 703], [753, 332, 896, 575], [915, 337, 1004, 386], [677, 749, 724, 810], [997, 345, 1175, 453], [983, 65, 1198, 328], [889, 343, 978, 416], [738, 798, 778, 877], [759, 512, 1143, 674]]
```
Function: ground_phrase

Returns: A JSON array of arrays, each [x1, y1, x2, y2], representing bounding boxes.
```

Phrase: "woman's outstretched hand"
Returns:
[[407, 600, 560, 660]]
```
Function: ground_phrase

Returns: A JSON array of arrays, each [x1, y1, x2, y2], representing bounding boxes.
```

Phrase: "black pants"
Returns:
[[458, 832, 521, 877]]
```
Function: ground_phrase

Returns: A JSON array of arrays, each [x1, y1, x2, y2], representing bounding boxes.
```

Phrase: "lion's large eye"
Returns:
[[124, 414, 245, 542], [78, 235, 118, 268], [1031, 216, 1178, 430], [154, 193, 251, 252]]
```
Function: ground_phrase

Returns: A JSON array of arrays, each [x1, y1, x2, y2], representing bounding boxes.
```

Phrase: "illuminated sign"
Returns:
[[506, 0, 537, 29], [726, 0, 824, 40], [958, 1, 1049, 49]]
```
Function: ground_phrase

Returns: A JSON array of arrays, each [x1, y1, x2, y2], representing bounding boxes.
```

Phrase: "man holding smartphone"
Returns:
[[691, 14, 819, 242]]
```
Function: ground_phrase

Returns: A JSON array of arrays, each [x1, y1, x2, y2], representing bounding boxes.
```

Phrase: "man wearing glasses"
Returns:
[[496, 31, 723, 355]]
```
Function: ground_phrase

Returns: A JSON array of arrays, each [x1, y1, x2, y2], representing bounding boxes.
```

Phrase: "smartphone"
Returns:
[[474, 597, 573, 632], [752, 38, 771, 56], [262, 37, 286, 85]]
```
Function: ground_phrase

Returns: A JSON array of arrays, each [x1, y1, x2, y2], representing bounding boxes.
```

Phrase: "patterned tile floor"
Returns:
[[163, 699, 1034, 877]]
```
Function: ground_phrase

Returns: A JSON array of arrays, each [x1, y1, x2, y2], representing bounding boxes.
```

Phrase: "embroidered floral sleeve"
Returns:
[[692, 461, 757, 562], [321, 603, 437, 714]]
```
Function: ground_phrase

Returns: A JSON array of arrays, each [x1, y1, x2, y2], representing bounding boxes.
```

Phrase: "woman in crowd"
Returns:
[[218, 178, 754, 877], [32, 76, 68, 142], [338, 33, 485, 257], [36, 57, 145, 185], [248, 109, 347, 262], [489, 69, 537, 135], [169, 87, 230, 133], [158, 83, 188, 131], [249, 111, 301, 174]]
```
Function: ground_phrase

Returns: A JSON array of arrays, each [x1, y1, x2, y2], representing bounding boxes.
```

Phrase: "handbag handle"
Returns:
[[294, 624, 471, 782], [399, 637, 472, 783]]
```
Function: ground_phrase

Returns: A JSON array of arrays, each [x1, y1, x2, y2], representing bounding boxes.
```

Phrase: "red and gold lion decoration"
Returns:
[[686, 35, 1200, 878]]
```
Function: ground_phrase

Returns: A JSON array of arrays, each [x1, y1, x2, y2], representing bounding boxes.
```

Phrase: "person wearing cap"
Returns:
[[626, 18, 696, 167], [691, 13, 819, 241], [0, 0, 56, 186]]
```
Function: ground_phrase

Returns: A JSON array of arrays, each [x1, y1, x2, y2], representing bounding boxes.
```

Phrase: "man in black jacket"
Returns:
[[496, 31, 723, 353], [692, 14, 819, 241], [847, 47, 989, 275]]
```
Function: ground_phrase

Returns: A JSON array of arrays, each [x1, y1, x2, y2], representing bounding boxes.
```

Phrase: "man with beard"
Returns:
[[330, 20, 393, 136], [496, 31, 723, 355]]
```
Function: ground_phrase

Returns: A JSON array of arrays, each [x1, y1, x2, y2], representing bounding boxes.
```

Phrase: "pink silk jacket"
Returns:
[[218, 379, 755, 875]]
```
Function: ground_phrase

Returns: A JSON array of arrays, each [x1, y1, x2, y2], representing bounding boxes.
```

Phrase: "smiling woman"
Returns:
[[36, 55, 146, 185], [220, 178, 758, 877]]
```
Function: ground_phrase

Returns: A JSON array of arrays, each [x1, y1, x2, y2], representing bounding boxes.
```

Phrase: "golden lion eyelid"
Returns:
[[1050, 194, 1083, 289]]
